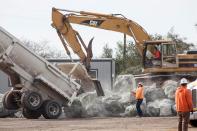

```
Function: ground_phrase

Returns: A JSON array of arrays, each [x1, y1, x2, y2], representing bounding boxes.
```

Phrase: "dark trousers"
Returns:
[[178, 112, 190, 131], [136, 99, 143, 116]]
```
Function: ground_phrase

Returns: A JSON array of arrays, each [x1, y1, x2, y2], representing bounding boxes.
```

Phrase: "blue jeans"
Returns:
[[136, 99, 143, 116]]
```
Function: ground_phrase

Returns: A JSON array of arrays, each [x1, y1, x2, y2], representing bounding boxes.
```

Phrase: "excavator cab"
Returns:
[[143, 41, 178, 72]]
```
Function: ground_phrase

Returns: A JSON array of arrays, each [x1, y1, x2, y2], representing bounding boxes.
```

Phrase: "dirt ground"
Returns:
[[0, 117, 196, 131]]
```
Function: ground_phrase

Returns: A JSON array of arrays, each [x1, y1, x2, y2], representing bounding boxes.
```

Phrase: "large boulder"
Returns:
[[78, 92, 105, 117], [161, 80, 178, 99], [123, 99, 146, 117], [145, 86, 166, 103], [112, 75, 136, 107], [146, 99, 175, 117], [79, 91, 98, 106], [113, 75, 136, 93], [85, 99, 109, 117], [146, 101, 160, 116], [79, 92, 130, 117], [123, 104, 137, 117], [159, 99, 175, 116], [64, 99, 86, 118], [118, 92, 136, 107], [103, 95, 125, 116]]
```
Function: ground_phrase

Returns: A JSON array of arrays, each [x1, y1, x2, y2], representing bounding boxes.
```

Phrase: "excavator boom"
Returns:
[[51, 7, 197, 76], [51, 8, 151, 69], [52, 8, 86, 62]]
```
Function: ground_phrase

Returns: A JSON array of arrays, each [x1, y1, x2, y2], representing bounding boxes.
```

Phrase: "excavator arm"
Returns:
[[51, 8, 151, 70]]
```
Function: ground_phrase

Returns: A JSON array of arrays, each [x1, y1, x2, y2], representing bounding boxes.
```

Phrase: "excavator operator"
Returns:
[[153, 46, 161, 60], [145, 46, 161, 67]]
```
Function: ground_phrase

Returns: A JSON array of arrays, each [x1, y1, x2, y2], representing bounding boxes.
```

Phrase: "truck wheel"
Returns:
[[41, 100, 62, 119], [3, 91, 20, 110], [190, 120, 197, 127], [22, 108, 41, 119], [21, 91, 42, 110]]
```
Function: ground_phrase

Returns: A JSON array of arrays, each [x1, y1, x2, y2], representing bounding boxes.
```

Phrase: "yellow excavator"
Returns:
[[51, 8, 197, 82]]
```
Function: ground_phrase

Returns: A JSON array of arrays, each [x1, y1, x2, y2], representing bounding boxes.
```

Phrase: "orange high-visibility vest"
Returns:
[[136, 86, 144, 99]]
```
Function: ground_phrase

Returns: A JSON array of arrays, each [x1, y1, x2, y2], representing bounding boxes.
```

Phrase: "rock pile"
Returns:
[[73, 75, 179, 117]]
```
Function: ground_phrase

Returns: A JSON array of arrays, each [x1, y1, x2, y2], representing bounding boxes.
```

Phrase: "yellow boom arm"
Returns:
[[51, 8, 151, 69]]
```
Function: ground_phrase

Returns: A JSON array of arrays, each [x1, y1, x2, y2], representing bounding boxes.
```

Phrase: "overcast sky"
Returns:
[[0, 0, 197, 58]]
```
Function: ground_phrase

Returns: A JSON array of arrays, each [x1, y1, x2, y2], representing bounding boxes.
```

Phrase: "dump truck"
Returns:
[[0, 26, 103, 119]]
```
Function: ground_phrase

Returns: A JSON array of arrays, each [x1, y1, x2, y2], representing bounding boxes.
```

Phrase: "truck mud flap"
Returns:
[[93, 80, 104, 96]]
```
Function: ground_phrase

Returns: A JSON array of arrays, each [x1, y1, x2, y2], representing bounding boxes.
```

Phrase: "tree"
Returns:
[[167, 28, 194, 53], [22, 39, 67, 59], [115, 41, 142, 75], [101, 44, 113, 58], [150, 28, 194, 53], [150, 33, 163, 40]]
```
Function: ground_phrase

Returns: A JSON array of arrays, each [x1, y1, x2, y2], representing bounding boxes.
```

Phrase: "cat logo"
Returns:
[[89, 20, 99, 26], [81, 20, 104, 27]]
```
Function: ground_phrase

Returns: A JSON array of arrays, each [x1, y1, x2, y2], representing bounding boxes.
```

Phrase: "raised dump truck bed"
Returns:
[[0, 26, 84, 119]]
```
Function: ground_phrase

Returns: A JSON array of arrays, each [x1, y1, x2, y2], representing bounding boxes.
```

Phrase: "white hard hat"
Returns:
[[180, 78, 188, 84], [138, 82, 143, 86]]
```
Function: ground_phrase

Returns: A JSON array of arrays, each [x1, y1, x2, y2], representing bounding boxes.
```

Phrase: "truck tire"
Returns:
[[22, 108, 41, 119], [3, 91, 20, 110], [190, 120, 197, 127], [21, 91, 42, 110], [41, 100, 62, 119]]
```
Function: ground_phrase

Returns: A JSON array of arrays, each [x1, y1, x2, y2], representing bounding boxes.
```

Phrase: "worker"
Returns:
[[175, 78, 193, 131], [153, 46, 161, 60], [132, 82, 144, 117]]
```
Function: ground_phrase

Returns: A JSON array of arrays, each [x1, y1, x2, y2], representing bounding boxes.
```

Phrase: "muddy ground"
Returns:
[[0, 117, 196, 131]]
